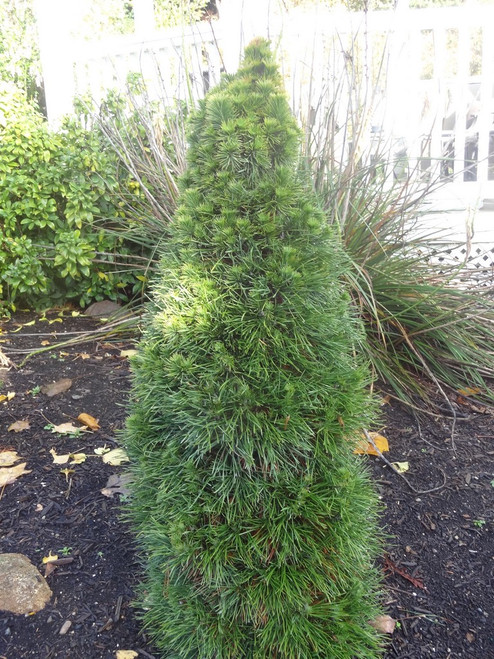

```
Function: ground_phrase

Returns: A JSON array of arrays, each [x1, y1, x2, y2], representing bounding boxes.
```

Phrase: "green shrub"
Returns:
[[0, 83, 139, 309], [124, 39, 383, 658]]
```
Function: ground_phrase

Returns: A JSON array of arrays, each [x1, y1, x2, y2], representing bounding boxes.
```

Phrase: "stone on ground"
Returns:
[[84, 300, 121, 318], [0, 553, 52, 614]]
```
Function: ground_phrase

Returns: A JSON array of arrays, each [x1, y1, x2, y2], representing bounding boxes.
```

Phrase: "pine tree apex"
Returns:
[[242, 37, 274, 66]]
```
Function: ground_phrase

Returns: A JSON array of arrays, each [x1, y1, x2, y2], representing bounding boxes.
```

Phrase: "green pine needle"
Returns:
[[123, 38, 384, 658]]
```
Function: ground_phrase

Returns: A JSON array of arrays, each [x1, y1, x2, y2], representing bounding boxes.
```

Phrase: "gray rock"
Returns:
[[83, 300, 121, 318], [0, 554, 52, 614]]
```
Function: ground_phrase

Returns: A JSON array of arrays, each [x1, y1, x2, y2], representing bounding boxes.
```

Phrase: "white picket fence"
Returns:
[[35, 2, 494, 195], [34, 0, 494, 271]]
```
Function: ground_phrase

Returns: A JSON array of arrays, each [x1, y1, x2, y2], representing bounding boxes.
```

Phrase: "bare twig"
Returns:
[[363, 428, 447, 495]]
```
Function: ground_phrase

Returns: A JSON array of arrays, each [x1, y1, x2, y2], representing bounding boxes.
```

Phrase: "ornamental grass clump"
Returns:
[[124, 38, 383, 658]]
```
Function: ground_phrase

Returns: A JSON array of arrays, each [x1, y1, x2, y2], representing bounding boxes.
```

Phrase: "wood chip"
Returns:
[[113, 594, 123, 622]]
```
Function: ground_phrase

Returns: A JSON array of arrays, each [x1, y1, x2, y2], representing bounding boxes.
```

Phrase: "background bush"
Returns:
[[0, 83, 141, 309]]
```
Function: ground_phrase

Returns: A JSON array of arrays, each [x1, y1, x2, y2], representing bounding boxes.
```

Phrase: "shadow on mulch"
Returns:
[[0, 311, 493, 659]]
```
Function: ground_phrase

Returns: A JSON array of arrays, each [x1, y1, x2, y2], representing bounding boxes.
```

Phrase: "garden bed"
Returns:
[[0, 311, 492, 658]]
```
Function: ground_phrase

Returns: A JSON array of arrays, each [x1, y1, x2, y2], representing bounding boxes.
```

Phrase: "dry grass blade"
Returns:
[[299, 24, 494, 410]]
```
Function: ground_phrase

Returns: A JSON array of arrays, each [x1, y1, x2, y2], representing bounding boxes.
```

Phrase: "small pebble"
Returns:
[[59, 620, 72, 635]]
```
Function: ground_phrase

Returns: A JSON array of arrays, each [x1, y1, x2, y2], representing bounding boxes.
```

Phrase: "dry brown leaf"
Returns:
[[369, 615, 396, 634], [0, 462, 31, 487], [41, 378, 72, 397], [354, 432, 389, 456], [60, 468, 75, 480], [8, 419, 31, 433], [102, 448, 130, 466], [457, 386, 481, 397], [101, 473, 132, 498], [77, 413, 100, 430], [0, 449, 21, 467]]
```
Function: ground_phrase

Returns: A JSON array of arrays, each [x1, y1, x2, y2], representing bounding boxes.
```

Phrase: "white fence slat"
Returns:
[[36, 3, 494, 206]]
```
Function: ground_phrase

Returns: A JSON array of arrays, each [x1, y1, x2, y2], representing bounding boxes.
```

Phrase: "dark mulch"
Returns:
[[0, 311, 493, 659]]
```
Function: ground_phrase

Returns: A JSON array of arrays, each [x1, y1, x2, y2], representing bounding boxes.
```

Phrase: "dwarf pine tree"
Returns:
[[124, 38, 384, 658]]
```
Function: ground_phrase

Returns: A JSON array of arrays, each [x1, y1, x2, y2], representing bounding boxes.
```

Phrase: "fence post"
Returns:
[[33, 0, 76, 126], [133, 0, 155, 36], [217, 0, 272, 73]]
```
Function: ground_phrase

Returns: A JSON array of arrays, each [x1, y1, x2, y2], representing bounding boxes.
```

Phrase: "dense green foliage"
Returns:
[[124, 39, 383, 658], [0, 84, 139, 309]]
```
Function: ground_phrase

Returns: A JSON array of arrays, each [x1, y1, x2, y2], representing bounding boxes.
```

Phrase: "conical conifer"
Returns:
[[124, 38, 384, 658]]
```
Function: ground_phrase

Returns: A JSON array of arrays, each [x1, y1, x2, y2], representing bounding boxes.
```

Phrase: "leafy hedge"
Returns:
[[0, 83, 140, 309]]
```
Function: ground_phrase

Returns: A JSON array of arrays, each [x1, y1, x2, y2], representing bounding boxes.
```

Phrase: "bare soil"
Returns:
[[0, 311, 493, 659]]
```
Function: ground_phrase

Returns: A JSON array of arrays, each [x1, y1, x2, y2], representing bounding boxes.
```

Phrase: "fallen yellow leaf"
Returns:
[[116, 651, 138, 659], [69, 453, 87, 465], [102, 448, 130, 466], [8, 419, 31, 433], [42, 552, 59, 564], [50, 448, 70, 464], [354, 432, 389, 456], [50, 448, 87, 465], [120, 349, 138, 359], [0, 391, 15, 402], [0, 449, 22, 467], [0, 462, 31, 487], [391, 461, 409, 473], [77, 413, 100, 430], [51, 422, 86, 435], [94, 446, 111, 456], [60, 468, 75, 480], [40, 340, 51, 346]]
